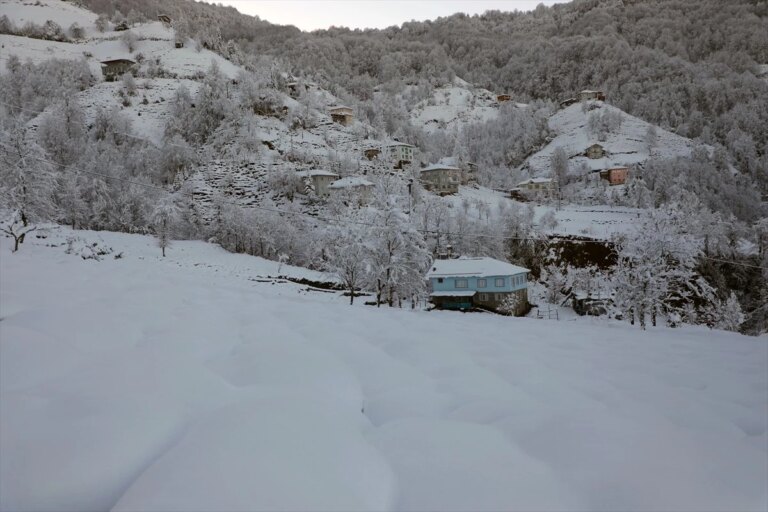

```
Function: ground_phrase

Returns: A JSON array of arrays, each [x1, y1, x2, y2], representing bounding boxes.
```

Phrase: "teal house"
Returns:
[[426, 257, 530, 315]]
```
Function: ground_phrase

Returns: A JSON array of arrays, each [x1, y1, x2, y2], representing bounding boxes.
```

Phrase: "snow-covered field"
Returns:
[[455, 186, 642, 238], [1, 228, 766, 512]]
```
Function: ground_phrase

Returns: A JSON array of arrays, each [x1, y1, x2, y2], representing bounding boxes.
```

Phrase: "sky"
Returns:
[[217, 1, 565, 32]]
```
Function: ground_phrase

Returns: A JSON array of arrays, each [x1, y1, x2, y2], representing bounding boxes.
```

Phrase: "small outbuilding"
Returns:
[[158, 14, 172, 26], [296, 169, 339, 198], [364, 148, 381, 161], [579, 90, 606, 102], [497, 94, 511, 102], [329, 106, 354, 126], [599, 167, 628, 185], [585, 143, 606, 159], [100, 58, 136, 82], [420, 164, 461, 196], [517, 177, 556, 197], [329, 176, 374, 204]]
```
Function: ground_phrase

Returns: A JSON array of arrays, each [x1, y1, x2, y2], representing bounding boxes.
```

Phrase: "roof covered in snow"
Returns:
[[387, 142, 414, 148], [426, 257, 529, 279], [296, 169, 339, 178], [329, 176, 374, 189], [519, 178, 554, 185], [421, 164, 460, 173]]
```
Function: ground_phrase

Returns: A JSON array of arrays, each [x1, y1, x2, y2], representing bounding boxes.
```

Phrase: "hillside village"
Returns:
[[0, 0, 766, 327]]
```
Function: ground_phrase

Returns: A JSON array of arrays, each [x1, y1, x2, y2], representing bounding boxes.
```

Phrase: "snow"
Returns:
[[409, 79, 504, 134], [427, 256, 529, 278], [0, 0, 242, 81], [0, 34, 101, 76], [296, 169, 339, 177], [520, 177, 554, 185], [0, 0, 96, 33], [450, 186, 643, 239], [1, 227, 767, 511], [522, 102, 699, 177], [330, 176, 374, 188], [421, 163, 461, 172]]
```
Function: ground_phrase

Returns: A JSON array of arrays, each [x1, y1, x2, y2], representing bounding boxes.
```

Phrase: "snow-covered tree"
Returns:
[[0, 123, 56, 251], [718, 292, 745, 332], [152, 197, 178, 257]]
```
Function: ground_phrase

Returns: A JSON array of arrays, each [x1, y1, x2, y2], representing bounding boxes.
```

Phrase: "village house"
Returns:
[[497, 94, 511, 103], [363, 148, 381, 161], [387, 142, 415, 169], [420, 164, 461, 196], [157, 14, 172, 26], [517, 177, 556, 197], [100, 58, 136, 82], [296, 169, 339, 198], [580, 90, 606, 102], [585, 143, 606, 159], [426, 256, 530, 315], [329, 106, 354, 126], [599, 166, 629, 185], [329, 176, 374, 205]]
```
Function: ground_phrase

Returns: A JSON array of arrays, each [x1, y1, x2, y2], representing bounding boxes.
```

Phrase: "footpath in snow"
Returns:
[[1, 228, 766, 512]]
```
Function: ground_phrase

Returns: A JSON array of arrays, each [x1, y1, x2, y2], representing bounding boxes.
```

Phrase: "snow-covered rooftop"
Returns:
[[421, 164, 460, 173], [387, 142, 414, 148], [329, 176, 374, 189], [426, 257, 529, 278], [296, 169, 339, 178], [519, 178, 553, 185]]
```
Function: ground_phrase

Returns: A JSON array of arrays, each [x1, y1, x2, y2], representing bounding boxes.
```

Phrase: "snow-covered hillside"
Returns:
[[521, 101, 700, 178], [2, 228, 766, 512], [0, 0, 240, 79], [409, 78, 512, 134]]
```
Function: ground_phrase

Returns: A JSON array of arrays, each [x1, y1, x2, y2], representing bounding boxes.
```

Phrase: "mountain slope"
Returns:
[[521, 100, 700, 178]]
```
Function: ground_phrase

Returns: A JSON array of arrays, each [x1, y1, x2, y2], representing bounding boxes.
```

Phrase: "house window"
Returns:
[[437, 278, 444, 283], [478, 293, 488, 301], [477, 279, 487, 288], [455, 278, 468, 289], [495, 277, 505, 287]]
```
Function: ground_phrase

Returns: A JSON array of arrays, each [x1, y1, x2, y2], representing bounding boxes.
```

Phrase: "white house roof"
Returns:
[[426, 257, 529, 279], [329, 176, 374, 189], [329, 106, 353, 112], [296, 169, 339, 178], [387, 142, 414, 148], [421, 164, 460, 173], [518, 178, 553, 186], [430, 291, 477, 297]]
